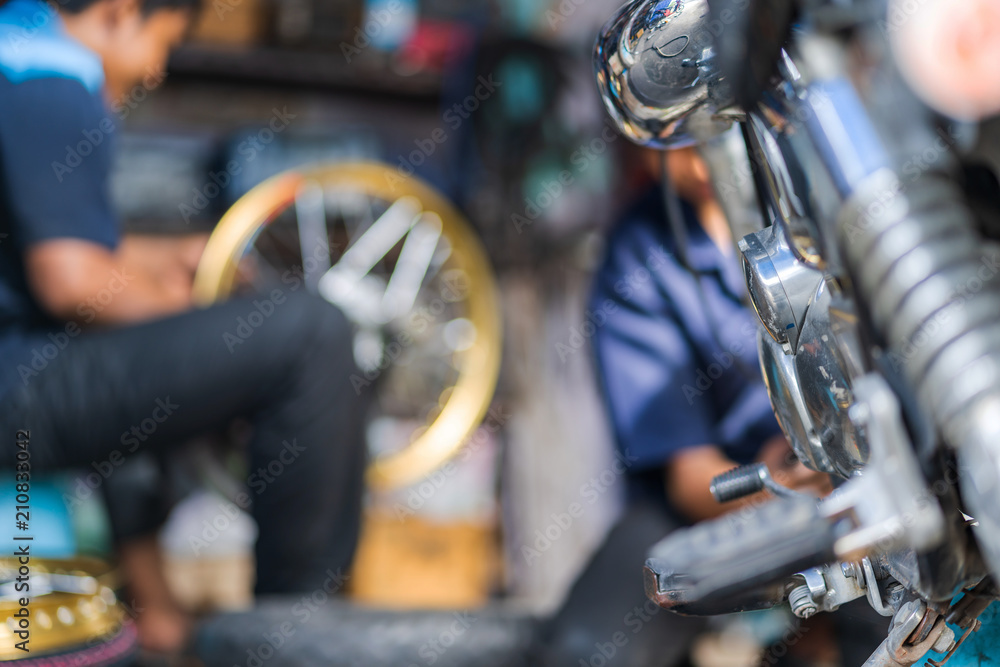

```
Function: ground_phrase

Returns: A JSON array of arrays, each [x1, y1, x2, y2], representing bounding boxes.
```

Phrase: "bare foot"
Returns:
[[119, 536, 193, 654], [135, 604, 192, 654]]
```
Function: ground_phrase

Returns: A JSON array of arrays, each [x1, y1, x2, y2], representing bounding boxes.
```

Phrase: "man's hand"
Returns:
[[25, 235, 206, 326], [118, 233, 209, 300], [666, 445, 756, 522]]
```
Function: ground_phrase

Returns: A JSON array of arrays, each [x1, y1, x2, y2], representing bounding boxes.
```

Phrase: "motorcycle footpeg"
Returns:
[[643, 498, 837, 616]]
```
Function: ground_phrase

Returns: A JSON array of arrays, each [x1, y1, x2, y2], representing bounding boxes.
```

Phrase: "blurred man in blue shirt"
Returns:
[[539, 147, 834, 666], [0, 0, 367, 653], [592, 148, 829, 522]]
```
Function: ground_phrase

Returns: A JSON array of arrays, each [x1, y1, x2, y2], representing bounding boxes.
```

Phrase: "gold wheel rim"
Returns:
[[0, 558, 124, 660], [193, 162, 502, 490]]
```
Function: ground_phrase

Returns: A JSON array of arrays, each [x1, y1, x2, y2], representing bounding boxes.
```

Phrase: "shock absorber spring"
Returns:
[[838, 167, 1000, 575]]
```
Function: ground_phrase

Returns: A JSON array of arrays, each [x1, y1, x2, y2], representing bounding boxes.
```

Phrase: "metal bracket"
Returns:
[[863, 557, 893, 617], [789, 558, 878, 618], [818, 374, 946, 559]]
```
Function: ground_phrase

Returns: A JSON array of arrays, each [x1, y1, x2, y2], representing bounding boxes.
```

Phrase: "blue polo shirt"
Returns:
[[590, 187, 781, 498], [0, 0, 118, 401]]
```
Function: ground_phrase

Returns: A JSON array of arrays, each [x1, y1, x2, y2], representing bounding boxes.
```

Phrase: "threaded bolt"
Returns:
[[841, 561, 864, 582]]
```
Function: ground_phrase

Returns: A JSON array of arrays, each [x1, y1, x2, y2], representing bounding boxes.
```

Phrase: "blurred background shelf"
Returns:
[[168, 45, 444, 98]]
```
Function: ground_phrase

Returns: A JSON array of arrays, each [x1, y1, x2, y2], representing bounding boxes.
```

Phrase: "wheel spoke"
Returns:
[[295, 181, 330, 293], [340, 196, 421, 277], [382, 213, 443, 320], [319, 196, 422, 316]]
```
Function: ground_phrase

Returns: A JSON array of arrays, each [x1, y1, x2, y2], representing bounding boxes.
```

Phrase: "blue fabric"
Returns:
[[0, 0, 104, 92], [590, 187, 781, 483], [0, 0, 118, 401]]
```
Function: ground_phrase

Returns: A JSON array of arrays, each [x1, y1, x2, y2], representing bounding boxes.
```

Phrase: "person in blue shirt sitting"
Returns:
[[592, 147, 831, 522], [536, 146, 888, 667], [0, 0, 367, 654]]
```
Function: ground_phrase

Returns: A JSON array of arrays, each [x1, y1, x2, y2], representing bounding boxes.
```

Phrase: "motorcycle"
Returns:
[[593, 0, 1000, 664]]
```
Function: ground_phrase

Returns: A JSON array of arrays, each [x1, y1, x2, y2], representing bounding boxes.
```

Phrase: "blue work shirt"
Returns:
[[0, 0, 119, 401], [590, 187, 781, 500]]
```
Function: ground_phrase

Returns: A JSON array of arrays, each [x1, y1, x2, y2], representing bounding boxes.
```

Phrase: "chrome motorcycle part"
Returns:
[[743, 242, 864, 482], [836, 168, 1000, 580], [758, 328, 835, 475], [764, 52, 1000, 583], [827, 295, 866, 379], [747, 84, 850, 273], [193, 162, 502, 490], [820, 375, 945, 558], [793, 279, 867, 477], [593, 0, 736, 149], [745, 109, 826, 267], [641, 377, 941, 617], [790, 72, 892, 198], [739, 225, 825, 354]]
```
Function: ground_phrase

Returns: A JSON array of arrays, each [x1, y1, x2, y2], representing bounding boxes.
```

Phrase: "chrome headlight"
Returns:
[[594, 0, 735, 149]]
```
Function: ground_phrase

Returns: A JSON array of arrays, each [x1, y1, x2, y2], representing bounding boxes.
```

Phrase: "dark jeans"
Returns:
[[0, 292, 368, 595], [536, 502, 705, 667]]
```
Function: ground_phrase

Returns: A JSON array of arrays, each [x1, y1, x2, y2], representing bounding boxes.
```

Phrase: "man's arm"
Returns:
[[1, 75, 209, 325], [26, 239, 192, 325], [666, 445, 750, 522]]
